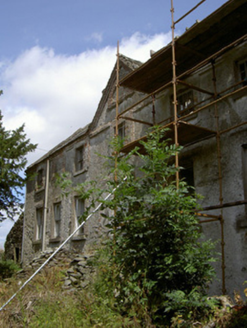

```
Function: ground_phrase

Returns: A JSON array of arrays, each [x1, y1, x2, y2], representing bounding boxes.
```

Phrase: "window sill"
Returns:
[[73, 168, 87, 177], [71, 234, 86, 241], [49, 237, 61, 243], [32, 239, 42, 245]]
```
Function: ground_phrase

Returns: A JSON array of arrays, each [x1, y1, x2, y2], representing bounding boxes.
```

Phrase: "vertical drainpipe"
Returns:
[[42, 159, 49, 252]]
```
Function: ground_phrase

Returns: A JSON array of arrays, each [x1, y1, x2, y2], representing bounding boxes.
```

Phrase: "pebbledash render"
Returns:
[[22, 0, 247, 296]]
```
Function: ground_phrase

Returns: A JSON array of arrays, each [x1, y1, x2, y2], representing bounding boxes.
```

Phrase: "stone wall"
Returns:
[[16, 248, 96, 293], [4, 214, 23, 263]]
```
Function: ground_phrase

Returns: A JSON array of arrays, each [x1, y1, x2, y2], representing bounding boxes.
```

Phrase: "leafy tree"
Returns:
[[99, 128, 216, 325], [0, 110, 37, 222], [56, 127, 216, 325]]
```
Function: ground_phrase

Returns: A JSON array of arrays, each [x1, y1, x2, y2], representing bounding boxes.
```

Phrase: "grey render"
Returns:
[[22, 1, 247, 296]]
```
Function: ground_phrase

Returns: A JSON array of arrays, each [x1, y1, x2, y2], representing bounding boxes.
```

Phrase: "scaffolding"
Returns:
[[115, 0, 247, 294]]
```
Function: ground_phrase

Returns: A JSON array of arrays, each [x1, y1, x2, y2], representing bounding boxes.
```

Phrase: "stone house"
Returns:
[[22, 55, 144, 264], [22, 0, 247, 296]]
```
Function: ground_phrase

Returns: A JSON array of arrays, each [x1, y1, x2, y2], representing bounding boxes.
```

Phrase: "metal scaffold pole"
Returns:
[[170, 0, 180, 189], [113, 41, 120, 260], [211, 60, 226, 294]]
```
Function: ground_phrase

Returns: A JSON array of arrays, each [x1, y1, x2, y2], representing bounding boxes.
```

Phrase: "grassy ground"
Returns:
[[0, 264, 134, 328], [0, 263, 246, 327]]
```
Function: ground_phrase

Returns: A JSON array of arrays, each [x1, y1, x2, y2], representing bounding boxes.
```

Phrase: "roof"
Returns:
[[119, 54, 142, 71], [28, 124, 90, 169], [90, 54, 142, 131], [120, 0, 247, 93]]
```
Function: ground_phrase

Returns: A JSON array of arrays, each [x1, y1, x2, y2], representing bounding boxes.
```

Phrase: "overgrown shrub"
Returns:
[[99, 128, 216, 325], [0, 259, 20, 279]]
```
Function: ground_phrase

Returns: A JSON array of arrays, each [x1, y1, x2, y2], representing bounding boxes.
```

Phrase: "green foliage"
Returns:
[[56, 171, 104, 226], [28, 296, 85, 328], [0, 111, 37, 221], [99, 127, 216, 325], [49, 127, 216, 326], [0, 259, 20, 279]]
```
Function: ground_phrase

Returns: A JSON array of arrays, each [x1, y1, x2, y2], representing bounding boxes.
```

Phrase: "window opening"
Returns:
[[15, 247, 20, 263], [36, 208, 43, 240], [74, 197, 84, 235], [176, 90, 194, 116], [180, 165, 194, 194], [37, 169, 44, 189], [114, 122, 125, 140], [75, 146, 84, 172], [239, 60, 247, 85], [53, 202, 61, 238]]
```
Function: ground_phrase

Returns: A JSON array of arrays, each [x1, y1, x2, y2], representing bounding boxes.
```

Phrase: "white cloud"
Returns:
[[87, 32, 103, 43], [0, 31, 172, 244], [120, 31, 172, 61], [0, 32, 171, 165]]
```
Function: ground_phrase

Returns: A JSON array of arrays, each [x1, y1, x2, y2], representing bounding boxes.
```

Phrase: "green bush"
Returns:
[[99, 127, 216, 326], [0, 259, 20, 279]]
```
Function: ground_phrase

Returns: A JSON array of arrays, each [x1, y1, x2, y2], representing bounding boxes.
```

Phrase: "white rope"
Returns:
[[0, 176, 127, 312]]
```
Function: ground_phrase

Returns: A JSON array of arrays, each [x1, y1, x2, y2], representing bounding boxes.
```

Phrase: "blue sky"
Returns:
[[0, 0, 227, 248], [0, 0, 226, 60]]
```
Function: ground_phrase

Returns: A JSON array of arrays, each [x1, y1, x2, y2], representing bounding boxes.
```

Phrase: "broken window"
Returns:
[[36, 208, 43, 240], [238, 60, 247, 85], [74, 197, 84, 235], [75, 146, 84, 172], [171, 90, 194, 117], [53, 202, 61, 238], [177, 90, 194, 116]]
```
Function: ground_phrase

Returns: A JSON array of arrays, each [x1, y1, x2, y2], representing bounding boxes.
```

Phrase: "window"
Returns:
[[53, 202, 61, 238], [36, 208, 43, 240], [75, 146, 84, 172], [180, 160, 194, 194], [114, 122, 125, 140], [74, 197, 84, 235], [238, 60, 247, 84], [14, 247, 20, 263], [180, 167, 194, 187], [172, 90, 194, 116], [37, 169, 44, 189]]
